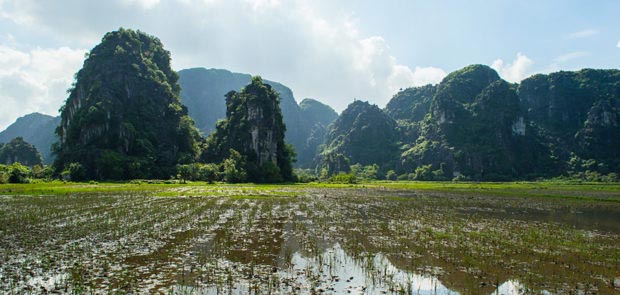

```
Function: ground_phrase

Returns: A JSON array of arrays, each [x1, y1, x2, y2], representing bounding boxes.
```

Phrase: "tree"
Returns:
[[198, 163, 219, 183], [8, 163, 30, 183]]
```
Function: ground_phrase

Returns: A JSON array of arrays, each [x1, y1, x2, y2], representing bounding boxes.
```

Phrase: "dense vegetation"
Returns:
[[319, 65, 620, 182], [318, 100, 399, 177], [0, 137, 42, 167], [53, 29, 201, 180], [201, 76, 295, 183]]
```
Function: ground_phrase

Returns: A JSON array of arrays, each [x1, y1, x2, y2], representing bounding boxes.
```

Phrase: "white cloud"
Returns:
[[568, 29, 599, 39], [244, 0, 280, 11], [617, 40, 620, 48], [411, 67, 447, 86], [0, 45, 86, 130], [123, 0, 161, 10], [491, 52, 533, 83], [553, 51, 589, 63], [0, 0, 446, 119]]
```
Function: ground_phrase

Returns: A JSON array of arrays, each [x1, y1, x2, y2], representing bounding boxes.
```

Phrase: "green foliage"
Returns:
[[8, 163, 30, 183], [294, 168, 318, 183], [328, 172, 357, 184], [176, 164, 193, 183], [32, 165, 54, 180], [0, 165, 7, 184], [385, 84, 436, 122], [0, 137, 43, 166], [385, 170, 397, 181], [198, 163, 219, 183], [221, 149, 247, 183], [54, 28, 201, 180], [350, 163, 381, 180], [203, 77, 295, 183], [317, 153, 350, 178], [519, 69, 620, 175], [319, 101, 399, 177], [66, 162, 86, 182], [394, 64, 593, 181]]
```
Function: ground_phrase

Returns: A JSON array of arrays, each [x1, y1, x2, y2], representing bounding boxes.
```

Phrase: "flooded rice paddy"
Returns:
[[1, 183, 619, 294]]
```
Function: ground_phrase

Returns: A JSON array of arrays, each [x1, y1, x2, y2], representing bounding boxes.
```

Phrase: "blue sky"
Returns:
[[347, 0, 620, 72], [0, 0, 619, 130]]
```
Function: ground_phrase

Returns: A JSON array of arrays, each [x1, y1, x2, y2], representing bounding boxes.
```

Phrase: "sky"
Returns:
[[0, 0, 619, 130]]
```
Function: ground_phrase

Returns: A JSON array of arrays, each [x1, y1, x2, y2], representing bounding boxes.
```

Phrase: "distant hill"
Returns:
[[178, 68, 337, 167], [0, 113, 59, 164], [322, 65, 620, 180]]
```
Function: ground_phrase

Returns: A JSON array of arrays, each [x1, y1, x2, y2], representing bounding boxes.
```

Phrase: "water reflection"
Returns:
[[178, 243, 540, 295]]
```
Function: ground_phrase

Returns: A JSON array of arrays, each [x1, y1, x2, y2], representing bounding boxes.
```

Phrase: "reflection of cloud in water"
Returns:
[[496, 280, 552, 295], [285, 243, 454, 294], [182, 243, 544, 294], [176, 242, 545, 294]]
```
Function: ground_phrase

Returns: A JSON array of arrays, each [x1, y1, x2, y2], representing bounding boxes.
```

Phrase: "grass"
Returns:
[[0, 180, 619, 294]]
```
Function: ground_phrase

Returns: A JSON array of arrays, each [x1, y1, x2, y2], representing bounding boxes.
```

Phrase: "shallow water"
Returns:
[[1, 187, 619, 294]]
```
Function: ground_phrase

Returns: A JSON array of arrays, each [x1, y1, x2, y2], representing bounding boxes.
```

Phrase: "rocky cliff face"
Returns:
[[203, 76, 294, 182], [54, 28, 200, 180]]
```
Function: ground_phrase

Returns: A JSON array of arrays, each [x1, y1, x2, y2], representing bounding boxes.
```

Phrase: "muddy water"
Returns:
[[1, 188, 619, 294]]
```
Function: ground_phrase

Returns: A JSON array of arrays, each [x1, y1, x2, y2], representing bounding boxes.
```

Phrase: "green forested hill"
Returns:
[[318, 100, 400, 176], [53, 29, 201, 180], [201, 76, 295, 182], [364, 65, 620, 180], [0, 137, 42, 167]]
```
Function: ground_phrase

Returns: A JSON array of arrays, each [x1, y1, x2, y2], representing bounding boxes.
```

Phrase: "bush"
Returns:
[[66, 162, 86, 182], [0, 164, 8, 184], [260, 162, 283, 183], [386, 170, 397, 181], [198, 163, 219, 183], [295, 169, 318, 183], [397, 173, 409, 181], [329, 172, 357, 184], [413, 164, 434, 180], [8, 163, 30, 183], [177, 164, 193, 183]]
